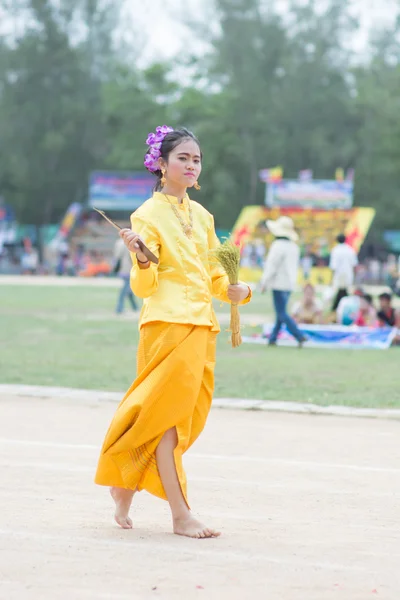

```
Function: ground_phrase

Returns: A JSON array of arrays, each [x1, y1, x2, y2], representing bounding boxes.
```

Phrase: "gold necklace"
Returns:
[[164, 194, 193, 238]]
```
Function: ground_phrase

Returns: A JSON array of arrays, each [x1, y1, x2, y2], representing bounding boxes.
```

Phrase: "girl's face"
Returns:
[[161, 139, 202, 189]]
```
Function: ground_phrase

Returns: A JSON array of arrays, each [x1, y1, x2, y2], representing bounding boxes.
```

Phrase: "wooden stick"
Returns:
[[93, 207, 159, 265]]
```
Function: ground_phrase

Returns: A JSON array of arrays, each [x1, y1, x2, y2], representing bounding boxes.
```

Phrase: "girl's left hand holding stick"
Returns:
[[120, 228, 149, 266]]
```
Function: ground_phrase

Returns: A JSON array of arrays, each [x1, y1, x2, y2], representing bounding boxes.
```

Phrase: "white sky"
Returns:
[[125, 0, 399, 64], [1, 0, 398, 62]]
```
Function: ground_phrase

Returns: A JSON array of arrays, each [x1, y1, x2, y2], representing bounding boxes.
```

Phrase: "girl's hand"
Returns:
[[227, 283, 250, 303], [119, 229, 147, 263]]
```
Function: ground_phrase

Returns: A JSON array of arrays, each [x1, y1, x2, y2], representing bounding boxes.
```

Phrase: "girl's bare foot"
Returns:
[[173, 515, 221, 539], [110, 487, 135, 529]]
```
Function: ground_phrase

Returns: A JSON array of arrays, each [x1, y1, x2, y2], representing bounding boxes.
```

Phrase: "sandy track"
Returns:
[[1, 393, 399, 599]]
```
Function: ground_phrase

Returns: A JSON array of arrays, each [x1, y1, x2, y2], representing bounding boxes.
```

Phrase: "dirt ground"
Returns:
[[1, 394, 399, 600]]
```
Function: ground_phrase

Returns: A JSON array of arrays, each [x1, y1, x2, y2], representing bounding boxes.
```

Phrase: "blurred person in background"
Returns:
[[368, 257, 381, 284], [56, 249, 70, 276], [329, 233, 358, 311], [254, 238, 266, 268], [114, 236, 138, 314], [355, 262, 367, 284], [73, 243, 86, 273], [354, 293, 377, 327], [292, 283, 323, 324], [260, 216, 306, 347], [384, 254, 398, 290], [377, 292, 399, 328], [21, 244, 39, 274], [336, 287, 364, 325], [300, 247, 313, 281], [79, 251, 111, 277], [240, 243, 253, 267]]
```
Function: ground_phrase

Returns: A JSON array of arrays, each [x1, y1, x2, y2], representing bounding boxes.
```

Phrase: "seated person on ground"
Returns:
[[292, 284, 323, 324], [354, 294, 378, 327], [79, 251, 111, 277], [336, 287, 364, 325], [377, 292, 399, 328]]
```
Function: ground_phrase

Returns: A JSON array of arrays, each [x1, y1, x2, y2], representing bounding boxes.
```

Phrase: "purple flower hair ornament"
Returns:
[[144, 154, 157, 171], [145, 132, 157, 146], [149, 143, 161, 157], [144, 125, 174, 172]]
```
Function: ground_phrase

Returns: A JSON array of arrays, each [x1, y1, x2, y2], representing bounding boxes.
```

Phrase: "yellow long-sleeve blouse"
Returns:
[[129, 192, 251, 332]]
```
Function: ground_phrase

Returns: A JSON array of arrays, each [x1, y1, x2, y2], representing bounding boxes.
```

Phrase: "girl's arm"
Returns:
[[129, 214, 160, 298]]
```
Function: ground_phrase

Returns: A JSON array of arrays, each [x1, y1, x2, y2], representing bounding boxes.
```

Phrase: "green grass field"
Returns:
[[1, 283, 398, 408]]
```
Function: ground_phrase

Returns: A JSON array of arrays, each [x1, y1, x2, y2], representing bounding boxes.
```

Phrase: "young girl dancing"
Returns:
[[95, 125, 251, 538]]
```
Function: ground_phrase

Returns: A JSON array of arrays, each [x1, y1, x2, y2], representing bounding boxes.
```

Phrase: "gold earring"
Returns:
[[194, 181, 201, 190], [161, 169, 166, 186]]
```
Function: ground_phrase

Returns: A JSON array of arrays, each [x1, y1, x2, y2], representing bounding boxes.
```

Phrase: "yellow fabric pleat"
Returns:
[[94, 323, 217, 507]]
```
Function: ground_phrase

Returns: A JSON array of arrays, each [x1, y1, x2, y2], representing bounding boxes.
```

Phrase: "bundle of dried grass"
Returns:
[[211, 239, 242, 348]]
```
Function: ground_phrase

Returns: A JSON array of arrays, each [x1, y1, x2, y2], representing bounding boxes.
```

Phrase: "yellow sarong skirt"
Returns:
[[95, 322, 217, 506]]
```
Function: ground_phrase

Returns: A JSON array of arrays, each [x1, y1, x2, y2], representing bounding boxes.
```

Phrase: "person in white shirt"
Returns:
[[260, 216, 306, 346], [329, 234, 358, 311]]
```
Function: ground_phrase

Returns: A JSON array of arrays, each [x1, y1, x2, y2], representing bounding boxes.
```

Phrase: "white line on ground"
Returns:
[[191, 453, 400, 474], [0, 438, 399, 474], [1, 489, 399, 513], [0, 583, 131, 600], [0, 460, 300, 489], [0, 460, 93, 473], [2, 384, 400, 419], [0, 529, 369, 572], [0, 438, 98, 450]]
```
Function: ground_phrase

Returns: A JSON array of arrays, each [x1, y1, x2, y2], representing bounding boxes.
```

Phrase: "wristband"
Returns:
[[137, 256, 150, 265]]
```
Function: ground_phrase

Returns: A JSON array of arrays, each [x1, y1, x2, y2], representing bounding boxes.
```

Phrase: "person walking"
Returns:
[[95, 125, 251, 538], [260, 216, 306, 346], [329, 234, 358, 311], [114, 237, 138, 314]]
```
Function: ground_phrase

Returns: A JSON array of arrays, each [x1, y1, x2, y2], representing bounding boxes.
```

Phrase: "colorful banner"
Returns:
[[243, 324, 397, 350], [88, 171, 155, 210], [237, 265, 333, 285], [298, 169, 313, 182], [232, 205, 375, 255], [259, 167, 283, 184], [265, 179, 353, 210], [58, 202, 82, 239], [335, 168, 345, 182]]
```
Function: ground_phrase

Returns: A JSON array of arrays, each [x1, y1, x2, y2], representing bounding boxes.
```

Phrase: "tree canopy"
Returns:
[[0, 0, 399, 237]]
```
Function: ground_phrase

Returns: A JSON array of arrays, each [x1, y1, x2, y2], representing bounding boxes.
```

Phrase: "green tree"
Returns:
[[101, 62, 176, 172], [353, 22, 400, 233], [1, 0, 400, 242], [275, 0, 358, 177], [0, 0, 118, 225], [180, 0, 361, 227], [184, 0, 290, 226]]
